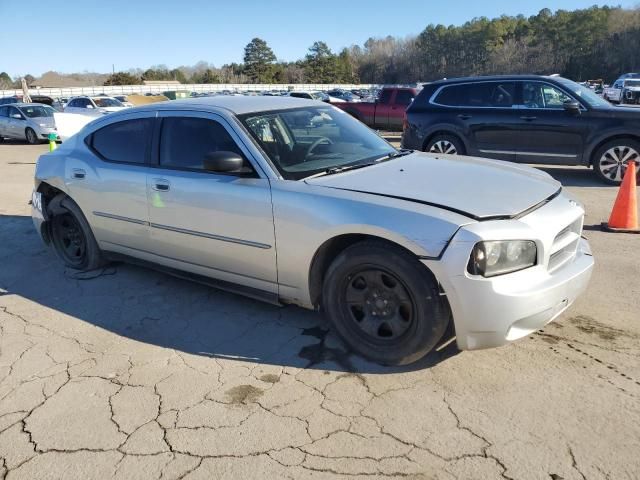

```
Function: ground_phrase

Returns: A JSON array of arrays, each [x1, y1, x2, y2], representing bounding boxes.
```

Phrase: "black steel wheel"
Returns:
[[49, 195, 105, 271], [341, 268, 415, 345], [322, 240, 450, 365]]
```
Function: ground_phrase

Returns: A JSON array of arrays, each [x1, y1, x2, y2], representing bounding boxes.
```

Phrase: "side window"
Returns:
[[434, 82, 515, 107], [8, 107, 22, 119], [379, 90, 393, 104], [522, 82, 571, 109], [394, 90, 414, 106], [0, 106, 8, 117], [159, 117, 247, 171], [90, 118, 152, 163], [67, 99, 78, 108]]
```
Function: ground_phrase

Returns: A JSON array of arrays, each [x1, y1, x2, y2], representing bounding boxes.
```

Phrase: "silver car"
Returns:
[[0, 103, 58, 144], [63, 96, 128, 116], [31, 97, 594, 365]]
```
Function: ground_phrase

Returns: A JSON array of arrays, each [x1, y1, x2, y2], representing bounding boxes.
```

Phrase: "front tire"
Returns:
[[25, 127, 39, 145], [424, 134, 465, 155], [50, 196, 105, 271], [593, 139, 640, 185], [322, 240, 450, 366]]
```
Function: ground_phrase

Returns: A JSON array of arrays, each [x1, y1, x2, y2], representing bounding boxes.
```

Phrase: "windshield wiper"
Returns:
[[374, 149, 413, 162]]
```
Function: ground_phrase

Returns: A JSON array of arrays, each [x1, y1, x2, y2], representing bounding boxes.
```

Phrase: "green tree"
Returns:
[[304, 41, 338, 82], [0, 72, 12, 89], [104, 72, 140, 86], [243, 38, 276, 83]]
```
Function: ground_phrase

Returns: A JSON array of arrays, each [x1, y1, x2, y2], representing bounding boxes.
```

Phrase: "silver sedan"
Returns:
[[0, 103, 58, 144], [31, 97, 594, 365]]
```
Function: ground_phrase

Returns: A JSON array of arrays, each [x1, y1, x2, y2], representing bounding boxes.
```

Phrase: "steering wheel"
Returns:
[[307, 137, 334, 157]]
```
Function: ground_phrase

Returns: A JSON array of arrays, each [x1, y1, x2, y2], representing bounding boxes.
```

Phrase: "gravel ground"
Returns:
[[0, 142, 638, 480]]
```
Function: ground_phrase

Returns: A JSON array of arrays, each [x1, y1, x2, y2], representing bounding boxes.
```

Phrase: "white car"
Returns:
[[64, 96, 127, 116]]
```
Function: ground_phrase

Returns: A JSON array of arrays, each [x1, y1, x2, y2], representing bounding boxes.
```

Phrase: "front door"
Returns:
[[146, 111, 278, 293], [514, 81, 584, 164], [6, 106, 26, 139]]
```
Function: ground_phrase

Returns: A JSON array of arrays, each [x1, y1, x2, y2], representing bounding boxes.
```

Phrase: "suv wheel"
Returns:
[[425, 134, 465, 155], [593, 139, 640, 185], [322, 240, 450, 366]]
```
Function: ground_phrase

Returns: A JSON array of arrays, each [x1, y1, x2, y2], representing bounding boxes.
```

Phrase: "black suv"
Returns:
[[401, 75, 640, 184]]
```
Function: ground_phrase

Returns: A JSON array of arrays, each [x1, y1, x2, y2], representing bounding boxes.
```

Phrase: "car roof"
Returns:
[[145, 95, 323, 115], [427, 74, 567, 86], [3, 103, 50, 108]]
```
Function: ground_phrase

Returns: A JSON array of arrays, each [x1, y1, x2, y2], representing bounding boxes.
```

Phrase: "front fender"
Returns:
[[271, 181, 472, 307]]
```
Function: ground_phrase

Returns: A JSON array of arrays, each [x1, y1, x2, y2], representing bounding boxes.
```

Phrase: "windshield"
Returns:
[[93, 97, 123, 108], [240, 106, 397, 180], [625, 80, 640, 87], [20, 105, 55, 118], [555, 78, 610, 108]]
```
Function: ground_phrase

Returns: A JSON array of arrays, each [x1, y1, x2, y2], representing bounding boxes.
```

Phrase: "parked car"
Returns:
[[31, 96, 593, 365], [335, 87, 418, 131], [288, 91, 330, 103], [64, 96, 127, 116], [603, 75, 640, 104], [0, 95, 55, 107], [401, 75, 640, 184], [0, 103, 58, 144], [113, 95, 134, 107]]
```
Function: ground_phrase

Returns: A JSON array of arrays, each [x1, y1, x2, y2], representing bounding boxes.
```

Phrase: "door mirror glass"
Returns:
[[563, 100, 581, 114], [203, 151, 245, 173]]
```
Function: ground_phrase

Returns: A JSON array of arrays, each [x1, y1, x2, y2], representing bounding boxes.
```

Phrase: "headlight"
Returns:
[[467, 240, 537, 277]]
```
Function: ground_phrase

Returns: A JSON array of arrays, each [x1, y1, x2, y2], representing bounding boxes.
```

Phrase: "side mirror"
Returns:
[[203, 151, 246, 173], [563, 100, 581, 115], [10, 113, 23, 120], [86, 104, 94, 109]]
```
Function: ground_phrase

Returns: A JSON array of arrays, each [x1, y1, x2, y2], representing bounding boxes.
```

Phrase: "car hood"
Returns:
[[305, 152, 561, 220]]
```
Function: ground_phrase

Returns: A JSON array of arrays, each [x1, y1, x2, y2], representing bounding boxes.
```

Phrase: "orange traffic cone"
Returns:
[[601, 160, 639, 233]]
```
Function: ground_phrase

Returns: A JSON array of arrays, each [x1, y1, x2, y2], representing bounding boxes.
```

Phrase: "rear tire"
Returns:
[[25, 128, 39, 145], [424, 134, 465, 155], [322, 240, 450, 366], [593, 139, 640, 185], [49, 196, 106, 271]]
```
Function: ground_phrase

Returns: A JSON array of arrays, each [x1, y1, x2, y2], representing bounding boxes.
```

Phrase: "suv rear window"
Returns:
[[434, 82, 516, 107], [90, 118, 152, 164]]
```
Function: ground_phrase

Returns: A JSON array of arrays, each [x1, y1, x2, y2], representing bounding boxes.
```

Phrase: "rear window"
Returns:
[[90, 118, 152, 164], [434, 82, 516, 107]]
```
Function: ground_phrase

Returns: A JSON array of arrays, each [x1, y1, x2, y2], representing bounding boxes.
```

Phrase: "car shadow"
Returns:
[[532, 165, 609, 188], [0, 214, 460, 374]]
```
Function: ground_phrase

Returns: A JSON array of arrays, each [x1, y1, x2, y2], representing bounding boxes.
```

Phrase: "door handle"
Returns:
[[72, 168, 86, 179], [152, 179, 170, 192], [520, 116, 537, 121], [457, 114, 472, 120]]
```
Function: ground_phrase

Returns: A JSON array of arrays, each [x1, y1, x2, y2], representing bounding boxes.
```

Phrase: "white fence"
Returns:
[[0, 83, 379, 98]]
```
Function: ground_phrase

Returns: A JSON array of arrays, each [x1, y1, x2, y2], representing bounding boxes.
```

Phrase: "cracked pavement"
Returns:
[[1, 143, 639, 479]]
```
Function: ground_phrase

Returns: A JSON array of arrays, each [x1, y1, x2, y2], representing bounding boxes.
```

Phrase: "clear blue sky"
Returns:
[[0, 0, 636, 77]]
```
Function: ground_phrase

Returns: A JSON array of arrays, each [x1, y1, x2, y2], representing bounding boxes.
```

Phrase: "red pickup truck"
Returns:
[[334, 87, 417, 131]]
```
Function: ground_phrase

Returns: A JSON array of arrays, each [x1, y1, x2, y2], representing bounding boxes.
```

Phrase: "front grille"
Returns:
[[548, 217, 583, 271]]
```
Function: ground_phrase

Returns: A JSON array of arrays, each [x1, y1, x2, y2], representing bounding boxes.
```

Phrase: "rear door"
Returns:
[[373, 89, 394, 128], [145, 111, 278, 294], [433, 81, 519, 161], [513, 81, 584, 164], [74, 114, 155, 252], [0, 106, 9, 137], [388, 89, 415, 129]]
